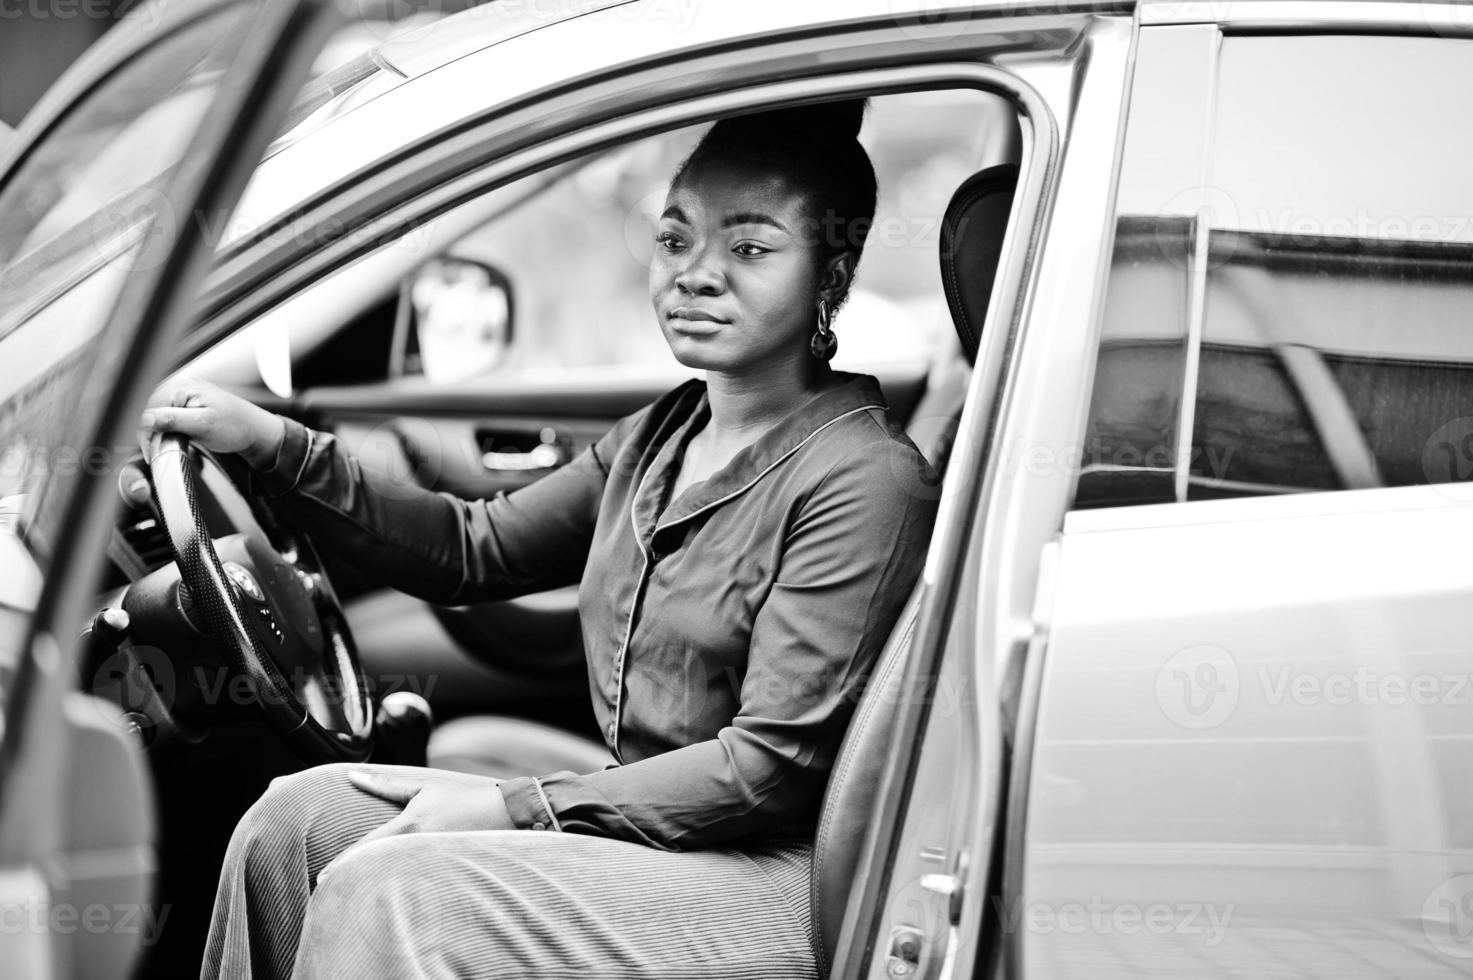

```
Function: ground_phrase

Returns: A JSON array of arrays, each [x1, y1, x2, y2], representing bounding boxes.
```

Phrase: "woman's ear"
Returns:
[[817, 252, 856, 306]]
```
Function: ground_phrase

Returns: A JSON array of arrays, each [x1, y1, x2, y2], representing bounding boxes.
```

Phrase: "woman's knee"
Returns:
[[228, 763, 358, 854], [255, 763, 355, 814], [266, 762, 358, 799]]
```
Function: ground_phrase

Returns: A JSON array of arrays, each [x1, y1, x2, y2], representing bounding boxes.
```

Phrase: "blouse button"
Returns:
[[531, 821, 548, 831], [606, 721, 616, 739]]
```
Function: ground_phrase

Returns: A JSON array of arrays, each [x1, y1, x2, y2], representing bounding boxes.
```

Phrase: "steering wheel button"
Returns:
[[222, 561, 265, 602]]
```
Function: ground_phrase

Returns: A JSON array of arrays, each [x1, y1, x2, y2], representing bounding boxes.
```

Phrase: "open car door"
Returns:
[[0, 0, 343, 975]]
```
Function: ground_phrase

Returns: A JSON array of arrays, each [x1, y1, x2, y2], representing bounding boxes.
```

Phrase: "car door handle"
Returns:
[[481, 444, 565, 471]]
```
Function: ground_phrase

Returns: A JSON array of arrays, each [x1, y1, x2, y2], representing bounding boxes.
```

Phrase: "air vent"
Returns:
[[120, 517, 175, 573]]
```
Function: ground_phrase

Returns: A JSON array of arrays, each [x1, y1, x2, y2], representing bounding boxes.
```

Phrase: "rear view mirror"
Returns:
[[396, 256, 514, 384]]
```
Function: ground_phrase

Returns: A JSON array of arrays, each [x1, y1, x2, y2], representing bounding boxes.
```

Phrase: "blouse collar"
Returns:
[[631, 373, 888, 546]]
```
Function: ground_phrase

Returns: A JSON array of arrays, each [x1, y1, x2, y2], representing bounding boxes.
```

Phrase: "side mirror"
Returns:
[[393, 256, 514, 384]]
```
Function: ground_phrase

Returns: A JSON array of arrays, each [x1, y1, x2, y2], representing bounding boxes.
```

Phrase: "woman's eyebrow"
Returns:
[[722, 212, 788, 232], [660, 205, 692, 224]]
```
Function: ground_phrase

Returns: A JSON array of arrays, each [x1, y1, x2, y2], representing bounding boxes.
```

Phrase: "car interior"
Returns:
[[67, 88, 1026, 975]]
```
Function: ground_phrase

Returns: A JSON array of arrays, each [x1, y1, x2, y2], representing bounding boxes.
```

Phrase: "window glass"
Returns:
[[1077, 216, 1192, 507], [0, 3, 257, 559], [414, 89, 1012, 384], [1078, 34, 1473, 508], [1191, 233, 1473, 498]]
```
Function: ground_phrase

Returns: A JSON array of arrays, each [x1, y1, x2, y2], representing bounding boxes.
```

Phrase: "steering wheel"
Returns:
[[142, 432, 373, 762]]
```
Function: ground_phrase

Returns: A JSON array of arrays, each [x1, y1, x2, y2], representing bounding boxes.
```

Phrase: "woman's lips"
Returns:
[[667, 309, 727, 333], [668, 308, 726, 322]]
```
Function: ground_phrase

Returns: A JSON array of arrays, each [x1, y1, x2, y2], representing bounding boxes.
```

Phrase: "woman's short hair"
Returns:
[[671, 99, 878, 302]]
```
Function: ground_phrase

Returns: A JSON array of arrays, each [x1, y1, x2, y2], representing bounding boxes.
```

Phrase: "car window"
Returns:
[[1076, 34, 1473, 508], [0, 2, 257, 559], [409, 89, 1011, 385]]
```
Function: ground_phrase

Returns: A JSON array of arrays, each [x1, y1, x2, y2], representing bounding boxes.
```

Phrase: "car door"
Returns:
[[0, 0, 346, 976], [1013, 10, 1473, 980]]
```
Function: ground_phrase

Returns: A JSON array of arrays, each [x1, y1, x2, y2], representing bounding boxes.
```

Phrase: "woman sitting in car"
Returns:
[[144, 99, 937, 979]]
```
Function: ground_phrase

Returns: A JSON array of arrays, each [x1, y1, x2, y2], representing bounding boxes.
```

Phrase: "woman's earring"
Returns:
[[811, 299, 838, 362]]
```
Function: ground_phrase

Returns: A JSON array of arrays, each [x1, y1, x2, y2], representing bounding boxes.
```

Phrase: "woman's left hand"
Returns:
[[345, 768, 518, 849]]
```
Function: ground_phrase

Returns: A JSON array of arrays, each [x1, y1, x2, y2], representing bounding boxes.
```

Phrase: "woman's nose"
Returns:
[[674, 249, 725, 295]]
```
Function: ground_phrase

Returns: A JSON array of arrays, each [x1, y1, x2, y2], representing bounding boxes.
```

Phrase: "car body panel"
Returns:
[[1025, 485, 1473, 978]]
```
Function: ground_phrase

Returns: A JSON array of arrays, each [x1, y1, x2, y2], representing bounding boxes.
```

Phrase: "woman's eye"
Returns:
[[733, 242, 769, 257], [656, 232, 685, 251]]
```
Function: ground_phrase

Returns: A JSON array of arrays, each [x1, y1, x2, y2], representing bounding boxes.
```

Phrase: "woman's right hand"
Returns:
[[140, 377, 286, 469]]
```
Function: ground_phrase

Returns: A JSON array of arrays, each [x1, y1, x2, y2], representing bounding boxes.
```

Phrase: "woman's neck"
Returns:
[[703, 362, 839, 439]]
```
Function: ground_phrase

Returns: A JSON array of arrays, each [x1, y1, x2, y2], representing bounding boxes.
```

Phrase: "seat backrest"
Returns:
[[810, 162, 1018, 973], [809, 585, 924, 974]]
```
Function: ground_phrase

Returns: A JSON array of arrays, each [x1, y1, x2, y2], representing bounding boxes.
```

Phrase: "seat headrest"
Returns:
[[939, 163, 1019, 363]]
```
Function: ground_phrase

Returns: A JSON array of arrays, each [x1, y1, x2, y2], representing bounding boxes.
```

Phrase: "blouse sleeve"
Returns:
[[497, 439, 938, 850], [250, 411, 642, 605]]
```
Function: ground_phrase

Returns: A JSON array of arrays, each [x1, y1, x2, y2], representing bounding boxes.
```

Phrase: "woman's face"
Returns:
[[650, 163, 840, 376]]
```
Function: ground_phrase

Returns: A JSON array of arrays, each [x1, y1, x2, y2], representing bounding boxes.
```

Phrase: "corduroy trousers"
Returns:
[[200, 763, 819, 979]]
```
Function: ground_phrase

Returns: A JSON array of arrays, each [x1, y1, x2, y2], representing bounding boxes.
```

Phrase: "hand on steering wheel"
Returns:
[[139, 429, 374, 762], [141, 376, 285, 467]]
